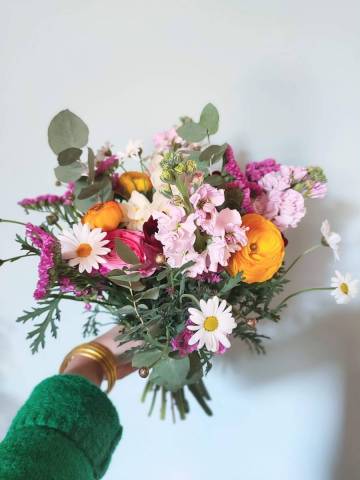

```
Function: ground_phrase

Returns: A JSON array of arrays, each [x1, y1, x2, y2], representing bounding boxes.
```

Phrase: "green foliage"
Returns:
[[132, 349, 162, 368], [115, 238, 139, 264], [17, 297, 61, 354], [177, 121, 207, 143], [199, 143, 227, 164], [57, 147, 82, 166], [48, 109, 89, 155], [54, 162, 84, 182], [149, 355, 190, 391], [199, 103, 219, 135]]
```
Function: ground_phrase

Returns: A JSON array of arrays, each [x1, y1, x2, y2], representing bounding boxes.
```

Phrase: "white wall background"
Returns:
[[1, 1, 360, 479]]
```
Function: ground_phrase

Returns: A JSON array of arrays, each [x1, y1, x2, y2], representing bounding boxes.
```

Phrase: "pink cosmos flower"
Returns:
[[101, 229, 159, 277]]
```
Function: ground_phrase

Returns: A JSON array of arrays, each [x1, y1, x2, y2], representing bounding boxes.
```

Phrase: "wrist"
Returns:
[[63, 355, 104, 387]]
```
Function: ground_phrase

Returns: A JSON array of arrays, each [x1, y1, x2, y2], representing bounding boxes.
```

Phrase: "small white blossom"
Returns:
[[331, 270, 358, 304], [321, 219, 341, 260]]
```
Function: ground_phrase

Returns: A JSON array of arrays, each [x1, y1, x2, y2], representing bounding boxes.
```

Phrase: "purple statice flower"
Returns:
[[224, 146, 253, 213], [95, 155, 119, 176], [26, 224, 57, 300], [245, 159, 281, 182], [171, 320, 199, 357], [195, 272, 222, 284], [245, 159, 281, 195], [84, 303, 92, 312], [19, 183, 75, 209], [59, 277, 89, 297]]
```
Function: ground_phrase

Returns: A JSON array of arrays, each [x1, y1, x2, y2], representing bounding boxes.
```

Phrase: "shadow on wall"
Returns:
[[217, 193, 360, 480], [0, 323, 21, 440]]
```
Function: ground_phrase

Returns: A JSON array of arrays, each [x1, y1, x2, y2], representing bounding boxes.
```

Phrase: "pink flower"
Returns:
[[308, 181, 327, 199], [190, 183, 224, 211], [95, 155, 119, 176], [246, 159, 281, 182], [256, 189, 306, 231], [101, 229, 159, 277], [26, 224, 57, 300], [59, 277, 90, 297], [171, 320, 199, 357], [153, 128, 183, 152]]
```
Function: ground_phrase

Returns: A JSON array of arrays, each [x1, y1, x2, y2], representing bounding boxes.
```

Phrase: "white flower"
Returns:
[[58, 223, 110, 273], [121, 139, 143, 158], [123, 191, 169, 231], [321, 219, 341, 260], [95, 141, 113, 162], [331, 270, 358, 304], [187, 296, 236, 352]]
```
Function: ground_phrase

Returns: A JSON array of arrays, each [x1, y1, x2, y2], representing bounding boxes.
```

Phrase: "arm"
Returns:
[[0, 328, 135, 480]]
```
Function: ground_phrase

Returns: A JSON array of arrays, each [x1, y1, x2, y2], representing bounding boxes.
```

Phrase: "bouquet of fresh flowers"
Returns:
[[2, 104, 357, 419]]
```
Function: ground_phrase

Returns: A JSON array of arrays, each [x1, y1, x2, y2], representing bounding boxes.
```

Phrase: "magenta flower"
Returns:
[[26, 224, 57, 300]]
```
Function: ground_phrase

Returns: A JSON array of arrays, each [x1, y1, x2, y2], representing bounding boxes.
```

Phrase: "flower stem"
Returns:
[[0, 253, 37, 266], [0, 218, 26, 227], [48, 293, 113, 307], [276, 287, 335, 310], [283, 244, 321, 275]]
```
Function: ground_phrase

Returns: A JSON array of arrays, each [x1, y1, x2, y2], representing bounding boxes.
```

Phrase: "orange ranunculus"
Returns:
[[82, 200, 123, 232], [227, 213, 285, 283], [117, 171, 153, 199]]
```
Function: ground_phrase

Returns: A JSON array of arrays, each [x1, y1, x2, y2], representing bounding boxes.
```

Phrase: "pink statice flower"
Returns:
[[19, 183, 75, 209], [246, 159, 281, 182], [95, 155, 119, 176], [59, 277, 89, 297], [171, 320, 199, 357], [153, 128, 184, 152], [224, 146, 253, 213], [26, 224, 58, 300]]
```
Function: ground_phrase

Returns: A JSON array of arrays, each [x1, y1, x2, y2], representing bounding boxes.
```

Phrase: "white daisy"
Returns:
[[58, 223, 111, 273], [321, 219, 341, 260], [123, 139, 143, 158], [95, 141, 113, 162], [331, 270, 358, 304], [187, 296, 236, 352]]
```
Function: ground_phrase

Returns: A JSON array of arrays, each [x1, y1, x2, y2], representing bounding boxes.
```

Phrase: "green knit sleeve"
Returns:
[[0, 374, 122, 480]]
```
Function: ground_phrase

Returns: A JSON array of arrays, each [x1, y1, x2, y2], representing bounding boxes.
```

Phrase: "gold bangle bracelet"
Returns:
[[59, 342, 118, 394]]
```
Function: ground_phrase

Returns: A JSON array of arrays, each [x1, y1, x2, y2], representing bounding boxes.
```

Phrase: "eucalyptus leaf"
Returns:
[[177, 121, 207, 143], [77, 182, 102, 200], [115, 238, 139, 265], [199, 103, 219, 135], [204, 174, 224, 187], [54, 162, 84, 182], [186, 352, 203, 385], [48, 109, 89, 154], [136, 287, 160, 301], [223, 187, 244, 211], [73, 178, 99, 212], [199, 144, 227, 164], [117, 305, 137, 315], [88, 147, 95, 184], [132, 349, 162, 368], [149, 356, 190, 391], [107, 272, 141, 282], [58, 147, 82, 166]]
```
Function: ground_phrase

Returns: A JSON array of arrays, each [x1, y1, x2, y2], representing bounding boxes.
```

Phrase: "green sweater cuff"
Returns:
[[7, 375, 122, 478]]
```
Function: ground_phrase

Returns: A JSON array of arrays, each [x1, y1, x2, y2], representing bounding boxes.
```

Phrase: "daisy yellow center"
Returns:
[[204, 316, 219, 332], [76, 243, 92, 258], [340, 282, 349, 295]]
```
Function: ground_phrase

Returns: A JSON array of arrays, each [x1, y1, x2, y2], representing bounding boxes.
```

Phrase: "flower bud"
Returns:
[[82, 200, 123, 232], [117, 171, 153, 200]]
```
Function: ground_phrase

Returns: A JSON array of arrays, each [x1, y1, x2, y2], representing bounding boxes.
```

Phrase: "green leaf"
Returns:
[[199, 103, 219, 135], [199, 143, 227, 164], [186, 352, 203, 385], [58, 147, 82, 166], [136, 287, 160, 301], [48, 109, 89, 155], [54, 162, 84, 182], [177, 121, 207, 143], [132, 349, 162, 368], [87, 147, 95, 184], [17, 298, 61, 354], [73, 178, 98, 212], [223, 187, 244, 211], [220, 272, 243, 294], [204, 174, 224, 187], [107, 272, 141, 282], [117, 305, 137, 315], [149, 356, 190, 391], [115, 238, 139, 265]]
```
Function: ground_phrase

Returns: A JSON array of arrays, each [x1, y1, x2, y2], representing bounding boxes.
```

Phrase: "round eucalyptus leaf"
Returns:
[[57, 147, 82, 166], [48, 109, 89, 155]]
